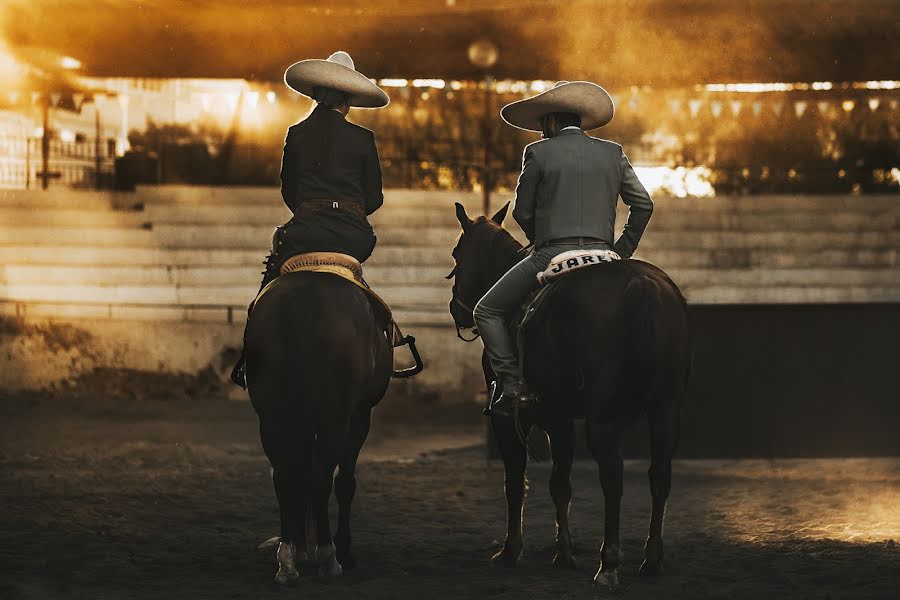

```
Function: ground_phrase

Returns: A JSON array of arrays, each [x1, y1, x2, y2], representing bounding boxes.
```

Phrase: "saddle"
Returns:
[[521, 249, 621, 332], [278, 252, 400, 347]]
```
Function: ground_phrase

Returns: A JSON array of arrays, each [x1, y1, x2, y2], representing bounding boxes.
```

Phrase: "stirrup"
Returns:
[[230, 358, 247, 389]]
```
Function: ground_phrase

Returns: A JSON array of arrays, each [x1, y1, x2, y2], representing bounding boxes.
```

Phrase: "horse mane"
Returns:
[[470, 216, 525, 274]]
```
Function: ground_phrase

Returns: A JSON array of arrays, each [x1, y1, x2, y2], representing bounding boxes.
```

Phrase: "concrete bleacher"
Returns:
[[0, 186, 897, 392], [1, 187, 897, 316]]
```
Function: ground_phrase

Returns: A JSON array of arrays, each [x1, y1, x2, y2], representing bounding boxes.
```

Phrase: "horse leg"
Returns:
[[586, 420, 625, 588], [259, 415, 302, 585], [311, 443, 342, 577], [640, 396, 680, 577], [546, 419, 577, 569], [333, 409, 371, 570], [491, 415, 529, 567]]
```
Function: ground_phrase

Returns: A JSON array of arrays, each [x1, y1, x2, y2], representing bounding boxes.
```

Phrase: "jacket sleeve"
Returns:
[[511, 145, 541, 243], [362, 130, 384, 215], [279, 127, 298, 213], [614, 151, 653, 258]]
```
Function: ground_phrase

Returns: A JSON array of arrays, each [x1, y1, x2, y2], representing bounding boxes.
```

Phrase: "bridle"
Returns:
[[448, 227, 530, 344], [451, 296, 480, 342]]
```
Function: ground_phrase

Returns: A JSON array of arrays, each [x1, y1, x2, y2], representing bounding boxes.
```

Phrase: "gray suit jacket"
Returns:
[[511, 128, 653, 258]]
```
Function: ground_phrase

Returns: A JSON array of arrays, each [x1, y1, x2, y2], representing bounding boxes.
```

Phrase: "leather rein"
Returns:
[[452, 296, 481, 342]]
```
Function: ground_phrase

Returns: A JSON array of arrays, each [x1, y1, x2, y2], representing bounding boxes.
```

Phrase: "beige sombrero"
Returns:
[[500, 81, 614, 131], [284, 51, 389, 108]]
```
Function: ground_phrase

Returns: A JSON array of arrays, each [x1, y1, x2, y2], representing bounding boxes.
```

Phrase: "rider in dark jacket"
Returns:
[[231, 51, 389, 388]]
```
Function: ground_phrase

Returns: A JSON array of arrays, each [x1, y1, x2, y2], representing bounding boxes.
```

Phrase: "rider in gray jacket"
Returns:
[[474, 81, 654, 415]]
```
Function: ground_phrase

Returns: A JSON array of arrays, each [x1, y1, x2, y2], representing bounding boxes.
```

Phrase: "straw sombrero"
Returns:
[[500, 81, 614, 131], [284, 51, 389, 108]]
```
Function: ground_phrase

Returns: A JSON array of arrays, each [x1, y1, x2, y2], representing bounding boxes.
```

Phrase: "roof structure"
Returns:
[[2, 0, 899, 86]]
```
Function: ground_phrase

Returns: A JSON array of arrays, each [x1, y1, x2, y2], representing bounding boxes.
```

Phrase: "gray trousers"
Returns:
[[473, 241, 612, 389]]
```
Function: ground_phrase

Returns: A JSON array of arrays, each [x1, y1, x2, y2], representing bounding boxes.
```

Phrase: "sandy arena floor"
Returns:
[[1, 371, 898, 599]]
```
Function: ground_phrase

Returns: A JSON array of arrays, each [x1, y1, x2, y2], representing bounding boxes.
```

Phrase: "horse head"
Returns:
[[447, 201, 521, 338]]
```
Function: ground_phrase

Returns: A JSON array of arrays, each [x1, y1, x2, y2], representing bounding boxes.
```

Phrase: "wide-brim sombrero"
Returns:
[[500, 80, 614, 131], [284, 51, 389, 108]]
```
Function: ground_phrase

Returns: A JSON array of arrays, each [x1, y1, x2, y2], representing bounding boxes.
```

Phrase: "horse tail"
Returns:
[[287, 292, 322, 552], [624, 274, 662, 375]]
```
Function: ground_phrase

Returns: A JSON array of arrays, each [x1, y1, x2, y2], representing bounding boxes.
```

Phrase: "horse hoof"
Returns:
[[639, 559, 664, 578], [553, 552, 577, 570], [593, 568, 619, 589], [317, 543, 343, 577], [274, 569, 299, 586], [491, 548, 520, 568], [274, 542, 299, 585]]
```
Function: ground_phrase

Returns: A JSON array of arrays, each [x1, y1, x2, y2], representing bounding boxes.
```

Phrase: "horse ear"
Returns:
[[455, 202, 471, 231], [491, 202, 510, 225]]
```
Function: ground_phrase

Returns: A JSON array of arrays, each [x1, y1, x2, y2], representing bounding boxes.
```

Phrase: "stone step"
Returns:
[[0, 264, 454, 286], [3, 264, 896, 289], [0, 298, 453, 326], [0, 207, 150, 228], [141, 203, 895, 231], [0, 189, 139, 211], [2, 282, 896, 315], [131, 186, 900, 213], [5, 223, 882, 250], [1, 244, 895, 270], [0, 282, 449, 307]]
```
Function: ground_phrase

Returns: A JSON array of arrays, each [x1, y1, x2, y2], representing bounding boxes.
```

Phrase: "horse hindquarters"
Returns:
[[248, 275, 387, 577]]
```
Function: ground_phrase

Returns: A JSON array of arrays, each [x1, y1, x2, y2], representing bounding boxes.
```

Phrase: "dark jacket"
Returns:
[[276, 106, 383, 262], [511, 129, 653, 258], [280, 105, 384, 215]]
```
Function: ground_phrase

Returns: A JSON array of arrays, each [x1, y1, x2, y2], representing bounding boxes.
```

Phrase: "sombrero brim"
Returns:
[[284, 59, 389, 108], [500, 81, 614, 131]]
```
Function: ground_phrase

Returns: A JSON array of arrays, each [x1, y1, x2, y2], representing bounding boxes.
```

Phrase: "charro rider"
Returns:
[[474, 80, 655, 415], [231, 51, 389, 387]]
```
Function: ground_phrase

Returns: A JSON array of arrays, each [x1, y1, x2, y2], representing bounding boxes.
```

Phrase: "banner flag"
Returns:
[[794, 101, 808, 117], [730, 100, 742, 116], [669, 99, 682, 114], [751, 101, 763, 116], [710, 100, 723, 118], [772, 101, 784, 116], [868, 98, 880, 111]]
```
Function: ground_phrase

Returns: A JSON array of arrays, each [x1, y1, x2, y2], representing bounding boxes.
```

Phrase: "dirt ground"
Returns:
[[1, 370, 899, 599]]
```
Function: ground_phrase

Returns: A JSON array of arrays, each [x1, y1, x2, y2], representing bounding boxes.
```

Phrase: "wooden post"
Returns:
[[40, 99, 50, 190], [481, 76, 493, 217], [94, 106, 102, 190]]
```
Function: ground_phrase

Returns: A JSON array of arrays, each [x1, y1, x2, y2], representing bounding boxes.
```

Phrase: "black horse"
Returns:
[[448, 202, 690, 587], [246, 271, 421, 583]]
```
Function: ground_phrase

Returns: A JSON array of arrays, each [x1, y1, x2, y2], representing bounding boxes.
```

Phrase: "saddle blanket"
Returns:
[[536, 249, 621, 286]]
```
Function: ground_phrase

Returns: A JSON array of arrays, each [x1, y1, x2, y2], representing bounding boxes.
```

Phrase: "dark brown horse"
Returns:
[[448, 202, 690, 587], [246, 271, 421, 583]]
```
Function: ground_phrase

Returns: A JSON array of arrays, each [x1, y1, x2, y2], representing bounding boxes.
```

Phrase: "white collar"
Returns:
[[560, 126, 582, 133]]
